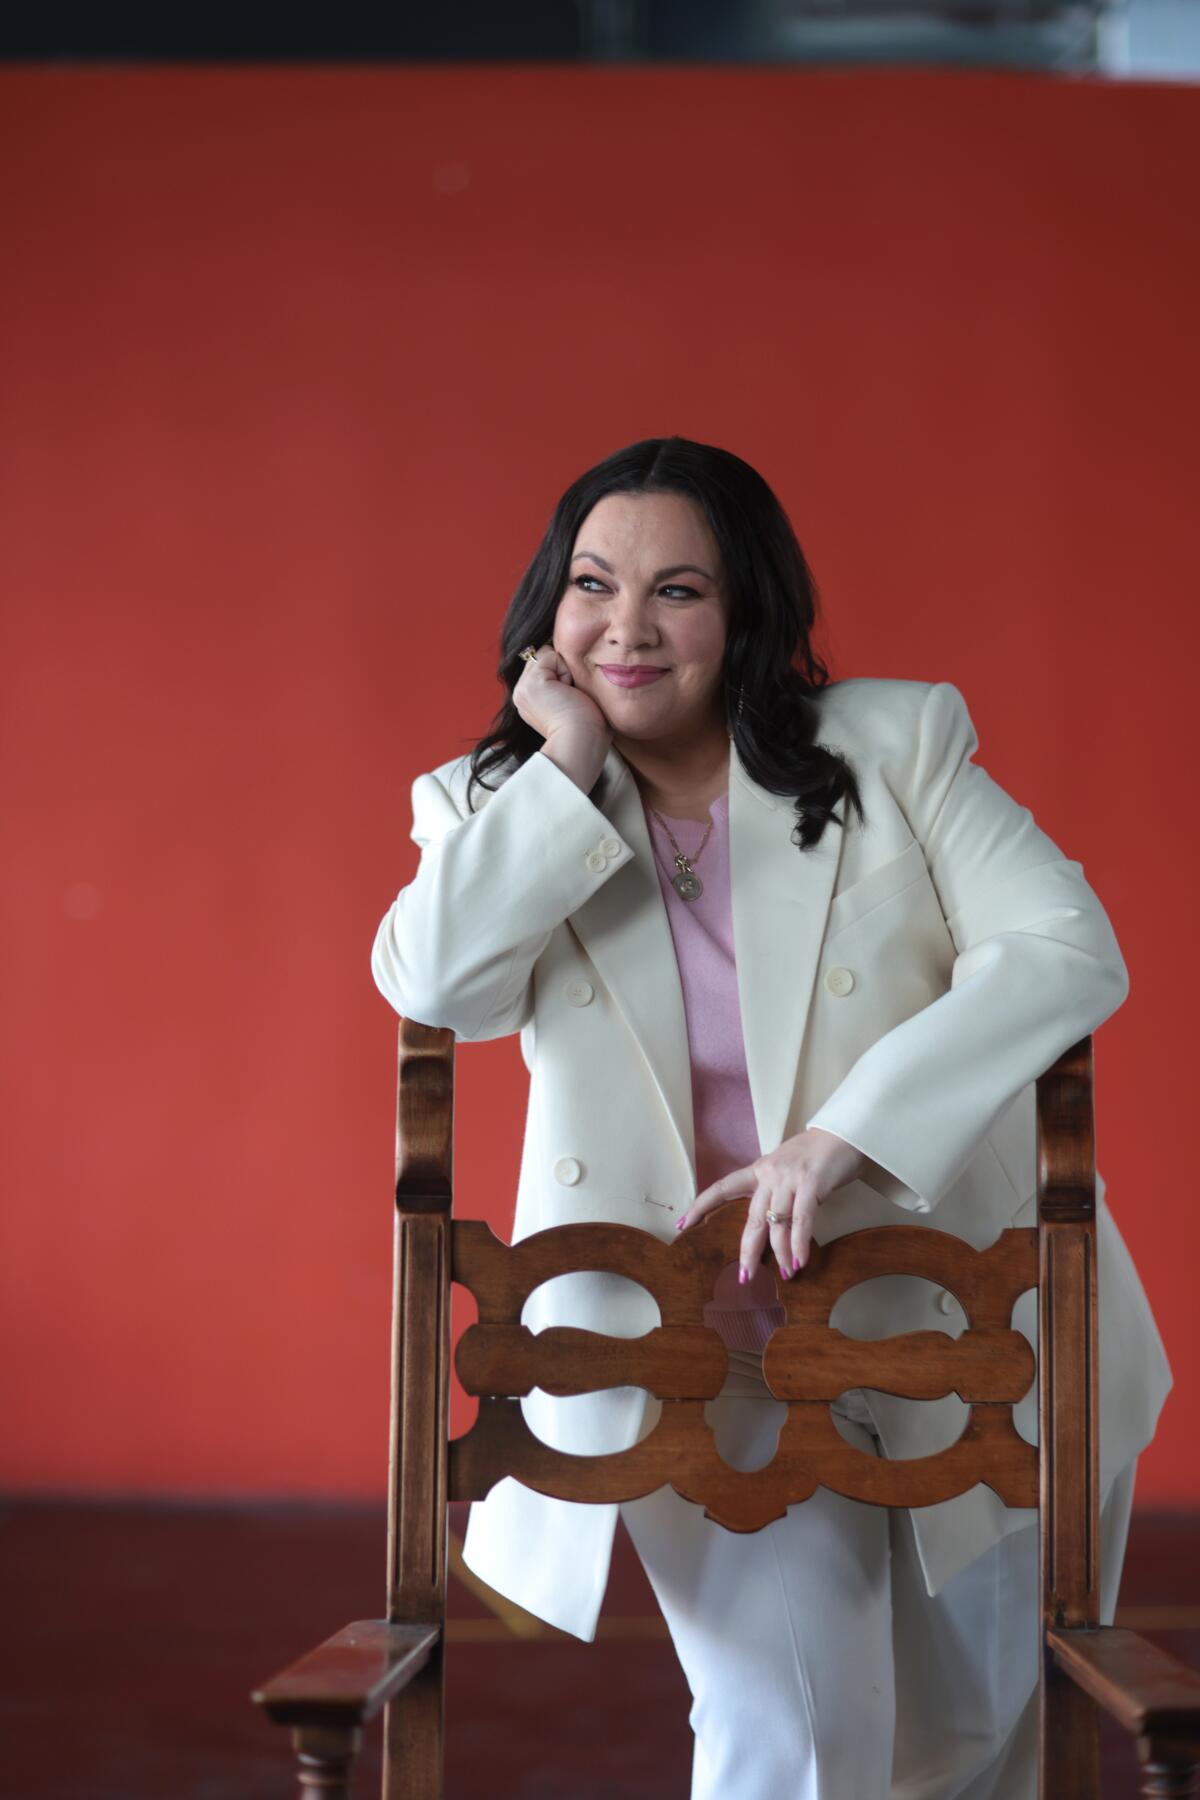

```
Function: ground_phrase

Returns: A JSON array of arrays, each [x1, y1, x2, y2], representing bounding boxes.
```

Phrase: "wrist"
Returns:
[[539, 728, 609, 793]]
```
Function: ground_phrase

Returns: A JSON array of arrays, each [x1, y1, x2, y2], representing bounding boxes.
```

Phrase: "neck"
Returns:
[[617, 716, 731, 820]]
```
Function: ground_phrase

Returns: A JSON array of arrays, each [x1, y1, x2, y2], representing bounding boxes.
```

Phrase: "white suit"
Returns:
[[370, 675, 1172, 1651]]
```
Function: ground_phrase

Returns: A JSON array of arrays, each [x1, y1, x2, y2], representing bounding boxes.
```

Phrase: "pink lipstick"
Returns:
[[598, 665, 669, 688]]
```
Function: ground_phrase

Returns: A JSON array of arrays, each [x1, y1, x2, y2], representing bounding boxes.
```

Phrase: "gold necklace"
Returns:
[[647, 804, 715, 902]]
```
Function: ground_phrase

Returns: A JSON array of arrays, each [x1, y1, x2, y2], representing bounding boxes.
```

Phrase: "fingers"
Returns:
[[790, 1203, 816, 1273], [536, 643, 570, 681], [678, 1167, 818, 1285], [737, 1195, 770, 1284], [541, 644, 572, 680], [750, 1200, 797, 1281], [515, 642, 554, 680], [677, 1135, 835, 1283], [752, 1192, 818, 1280], [768, 1214, 796, 1280], [674, 1168, 753, 1233]]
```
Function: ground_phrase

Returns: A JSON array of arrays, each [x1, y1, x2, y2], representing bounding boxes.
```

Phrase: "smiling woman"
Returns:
[[466, 436, 867, 855], [546, 491, 734, 813], [369, 434, 1171, 1800]]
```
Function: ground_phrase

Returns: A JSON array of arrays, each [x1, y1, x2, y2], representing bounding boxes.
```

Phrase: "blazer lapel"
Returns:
[[567, 746, 696, 1181], [567, 722, 847, 1193], [729, 734, 846, 1159]]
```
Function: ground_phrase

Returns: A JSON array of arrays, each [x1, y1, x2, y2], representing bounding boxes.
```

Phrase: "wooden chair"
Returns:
[[252, 1021, 1200, 1797]]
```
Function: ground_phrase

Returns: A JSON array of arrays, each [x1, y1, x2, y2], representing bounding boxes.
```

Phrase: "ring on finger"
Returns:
[[519, 644, 540, 664], [764, 1208, 793, 1225]]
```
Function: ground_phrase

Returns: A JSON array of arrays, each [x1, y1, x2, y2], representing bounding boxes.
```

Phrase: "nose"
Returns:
[[605, 589, 660, 648]]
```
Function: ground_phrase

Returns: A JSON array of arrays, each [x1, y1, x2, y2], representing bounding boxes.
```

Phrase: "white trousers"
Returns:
[[618, 1349, 1137, 1800]]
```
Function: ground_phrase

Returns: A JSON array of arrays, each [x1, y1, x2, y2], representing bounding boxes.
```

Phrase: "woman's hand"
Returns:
[[513, 642, 612, 746], [674, 1128, 867, 1281]]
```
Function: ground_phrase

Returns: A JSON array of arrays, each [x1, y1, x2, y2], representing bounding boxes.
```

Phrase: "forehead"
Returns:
[[572, 491, 716, 561]]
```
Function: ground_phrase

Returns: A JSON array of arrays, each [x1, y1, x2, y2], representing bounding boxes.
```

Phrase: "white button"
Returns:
[[935, 1289, 956, 1314], [599, 837, 622, 857], [553, 1156, 583, 1186], [565, 979, 594, 1006], [585, 850, 608, 873], [825, 965, 855, 996]]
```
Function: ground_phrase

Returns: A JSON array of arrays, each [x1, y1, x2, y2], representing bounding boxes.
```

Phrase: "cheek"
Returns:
[[552, 597, 598, 660], [675, 614, 727, 676]]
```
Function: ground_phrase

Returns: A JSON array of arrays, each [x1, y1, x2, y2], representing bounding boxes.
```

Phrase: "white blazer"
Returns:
[[371, 675, 1173, 1643]]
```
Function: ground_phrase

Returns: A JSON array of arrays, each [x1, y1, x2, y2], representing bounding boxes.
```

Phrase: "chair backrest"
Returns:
[[452, 1204, 1037, 1525], [386, 1018, 1102, 1641]]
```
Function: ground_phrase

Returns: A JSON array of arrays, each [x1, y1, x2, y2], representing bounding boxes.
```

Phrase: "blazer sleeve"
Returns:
[[804, 680, 1130, 1214], [370, 748, 634, 1041]]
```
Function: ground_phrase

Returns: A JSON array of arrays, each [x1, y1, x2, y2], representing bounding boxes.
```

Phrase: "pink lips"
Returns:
[[598, 665, 669, 688]]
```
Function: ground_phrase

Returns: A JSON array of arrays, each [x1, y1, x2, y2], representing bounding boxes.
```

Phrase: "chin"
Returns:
[[583, 686, 656, 726], [609, 713, 678, 743]]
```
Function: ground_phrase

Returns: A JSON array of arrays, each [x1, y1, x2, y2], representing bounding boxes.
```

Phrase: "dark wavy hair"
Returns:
[[466, 435, 863, 852]]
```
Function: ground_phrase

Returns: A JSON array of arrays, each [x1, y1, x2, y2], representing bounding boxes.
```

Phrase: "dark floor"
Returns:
[[0, 1496, 1196, 1799]]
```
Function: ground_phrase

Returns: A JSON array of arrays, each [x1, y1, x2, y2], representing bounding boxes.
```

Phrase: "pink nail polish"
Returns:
[[674, 1216, 686, 1230], [738, 1267, 748, 1285], [781, 1265, 791, 1280]]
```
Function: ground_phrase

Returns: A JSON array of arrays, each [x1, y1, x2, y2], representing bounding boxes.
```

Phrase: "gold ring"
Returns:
[[519, 644, 540, 664], [764, 1209, 793, 1226]]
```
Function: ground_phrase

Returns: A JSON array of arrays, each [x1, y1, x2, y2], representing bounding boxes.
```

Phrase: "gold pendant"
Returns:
[[672, 864, 703, 901]]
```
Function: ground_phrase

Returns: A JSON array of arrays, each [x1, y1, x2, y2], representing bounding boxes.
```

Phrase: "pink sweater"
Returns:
[[644, 791, 787, 1353]]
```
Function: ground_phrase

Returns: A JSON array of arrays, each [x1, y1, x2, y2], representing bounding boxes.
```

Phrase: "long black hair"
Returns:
[[466, 435, 863, 851]]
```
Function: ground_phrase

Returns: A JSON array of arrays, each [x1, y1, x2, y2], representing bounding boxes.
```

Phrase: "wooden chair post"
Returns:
[[382, 1017, 455, 1800], [1038, 1035, 1102, 1797]]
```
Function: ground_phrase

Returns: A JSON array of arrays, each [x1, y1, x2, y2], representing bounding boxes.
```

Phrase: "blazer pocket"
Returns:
[[824, 838, 929, 939]]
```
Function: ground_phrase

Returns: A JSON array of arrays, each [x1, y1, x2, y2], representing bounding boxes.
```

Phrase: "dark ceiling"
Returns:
[[0, 0, 1107, 70]]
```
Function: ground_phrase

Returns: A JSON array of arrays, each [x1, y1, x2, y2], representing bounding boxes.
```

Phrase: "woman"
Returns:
[[371, 436, 1172, 1798]]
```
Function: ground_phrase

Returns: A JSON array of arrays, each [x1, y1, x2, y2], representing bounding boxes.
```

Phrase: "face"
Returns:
[[553, 492, 731, 749]]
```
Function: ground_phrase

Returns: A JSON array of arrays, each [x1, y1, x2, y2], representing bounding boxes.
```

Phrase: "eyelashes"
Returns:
[[570, 576, 700, 599]]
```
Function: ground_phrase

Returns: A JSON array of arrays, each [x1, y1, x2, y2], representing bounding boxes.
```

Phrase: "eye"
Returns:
[[569, 576, 701, 599]]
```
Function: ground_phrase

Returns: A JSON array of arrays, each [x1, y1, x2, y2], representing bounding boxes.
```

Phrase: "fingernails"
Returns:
[[674, 1215, 687, 1231], [738, 1266, 748, 1285], [780, 1264, 792, 1280]]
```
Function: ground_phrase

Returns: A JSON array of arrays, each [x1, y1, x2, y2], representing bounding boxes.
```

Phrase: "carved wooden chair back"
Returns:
[[252, 1021, 1200, 1799]]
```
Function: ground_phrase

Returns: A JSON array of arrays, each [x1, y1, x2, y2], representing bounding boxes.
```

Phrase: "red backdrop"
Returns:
[[0, 65, 1196, 1503]]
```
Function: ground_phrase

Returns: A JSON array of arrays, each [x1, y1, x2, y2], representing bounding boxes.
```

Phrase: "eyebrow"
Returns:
[[570, 551, 716, 584]]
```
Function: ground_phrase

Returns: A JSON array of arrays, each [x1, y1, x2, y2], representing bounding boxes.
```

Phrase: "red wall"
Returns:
[[1, 66, 1196, 1503]]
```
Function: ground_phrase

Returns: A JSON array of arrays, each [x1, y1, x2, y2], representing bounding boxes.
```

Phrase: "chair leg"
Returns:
[[1040, 1656, 1099, 1797], [383, 1643, 445, 1799], [291, 1723, 363, 1797], [1137, 1738, 1200, 1798]]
